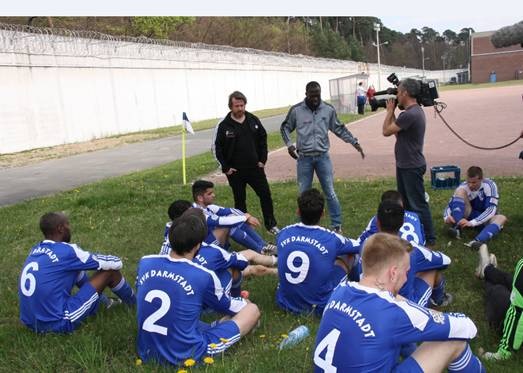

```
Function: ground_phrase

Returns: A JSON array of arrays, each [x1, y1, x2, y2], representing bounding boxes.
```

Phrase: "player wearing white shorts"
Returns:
[[444, 165, 507, 249]]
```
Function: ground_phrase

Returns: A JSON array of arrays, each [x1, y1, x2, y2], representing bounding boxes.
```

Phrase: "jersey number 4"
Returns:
[[313, 328, 340, 373]]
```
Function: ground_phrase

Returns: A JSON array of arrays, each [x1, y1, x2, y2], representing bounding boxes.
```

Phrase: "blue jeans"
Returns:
[[297, 152, 342, 227]]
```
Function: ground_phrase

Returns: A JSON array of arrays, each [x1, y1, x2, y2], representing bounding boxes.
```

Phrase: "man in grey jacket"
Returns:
[[280, 81, 365, 232]]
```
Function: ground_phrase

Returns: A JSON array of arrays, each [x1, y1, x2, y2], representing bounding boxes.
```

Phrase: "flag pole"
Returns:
[[182, 124, 187, 185]]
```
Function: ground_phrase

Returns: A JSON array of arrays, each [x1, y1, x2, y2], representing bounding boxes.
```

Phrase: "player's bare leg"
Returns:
[[243, 264, 277, 277], [240, 249, 277, 267]]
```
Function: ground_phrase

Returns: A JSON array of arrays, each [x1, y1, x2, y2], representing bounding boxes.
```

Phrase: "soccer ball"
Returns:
[[425, 192, 430, 203]]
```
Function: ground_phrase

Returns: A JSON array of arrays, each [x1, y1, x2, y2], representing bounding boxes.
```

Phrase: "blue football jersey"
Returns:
[[400, 242, 451, 304], [443, 178, 499, 226], [359, 210, 426, 246], [192, 202, 247, 231], [313, 281, 477, 372], [276, 223, 360, 315], [194, 243, 249, 293], [19, 240, 122, 329], [353, 240, 450, 306], [136, 255, 246, 365], [159, 230, 248, 293], [159, 222, 172, 255]]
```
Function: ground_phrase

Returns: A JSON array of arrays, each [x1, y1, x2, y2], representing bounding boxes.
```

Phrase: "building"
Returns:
[[471, 31, 523, 83]]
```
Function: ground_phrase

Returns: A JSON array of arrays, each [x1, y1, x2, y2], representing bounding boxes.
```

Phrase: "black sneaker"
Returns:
[[447, 226, 461, 239], [430, 292, 453, 308], [465, 240, 483, 251]]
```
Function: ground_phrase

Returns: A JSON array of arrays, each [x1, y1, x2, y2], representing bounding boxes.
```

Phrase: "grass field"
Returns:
[[1, 130, 522, 373]]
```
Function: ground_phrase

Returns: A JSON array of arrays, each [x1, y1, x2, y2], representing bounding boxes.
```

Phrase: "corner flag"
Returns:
[[181, 112, 194, 185], [182, 112, 194, 135]]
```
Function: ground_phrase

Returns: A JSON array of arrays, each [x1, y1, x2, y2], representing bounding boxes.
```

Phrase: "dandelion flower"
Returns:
[[203, 357, 214, 365], [135, 358, 143, 366], [281, 334, 288, 338], [177, 370, 188, 373], [259, 334, 266, 339], [219, 338, 229, 343], [184, 358, 196, 367], [209, 343, 218, 349]]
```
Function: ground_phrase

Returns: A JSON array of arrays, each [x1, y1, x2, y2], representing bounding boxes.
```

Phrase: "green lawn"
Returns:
[[439, 79, 523, 91], [1, 130, 522, 372]]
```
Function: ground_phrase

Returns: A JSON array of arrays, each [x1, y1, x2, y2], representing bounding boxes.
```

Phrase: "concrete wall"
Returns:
[[0, 28, 463, 154]]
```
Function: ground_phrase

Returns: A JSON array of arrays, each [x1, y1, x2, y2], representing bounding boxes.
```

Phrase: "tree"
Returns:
[[443, 29, 457, 44], [131, 17, 194, 39]]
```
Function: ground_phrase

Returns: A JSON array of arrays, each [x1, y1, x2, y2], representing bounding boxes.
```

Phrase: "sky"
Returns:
[[379, 15, 522, 35], [2, 0, 522, 36]]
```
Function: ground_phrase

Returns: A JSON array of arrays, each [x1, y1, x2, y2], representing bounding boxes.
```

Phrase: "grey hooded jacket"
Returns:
[[280, 100, 358, 155]]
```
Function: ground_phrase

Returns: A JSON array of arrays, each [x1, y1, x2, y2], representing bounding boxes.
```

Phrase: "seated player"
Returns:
[[475, 244, 523, 361], [159, 200, 192, 256], [137, 213, 260, 366], [160, 203, 277, 297], [444, 165, 507, 249], [192, 180, 276, 255], [18, 212, 136, 333], [313, 233, 484, 373], [276, 188, 360, 316], [376, 200, 452, 308], [359, 190, 425, 245]]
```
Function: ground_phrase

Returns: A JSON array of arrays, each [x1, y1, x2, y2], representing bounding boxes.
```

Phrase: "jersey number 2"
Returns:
[[20, 262, 39, 296], [142, 290, 170, 335]]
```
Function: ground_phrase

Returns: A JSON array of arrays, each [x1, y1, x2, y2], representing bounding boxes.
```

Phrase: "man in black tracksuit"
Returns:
[[214, 91, 278, 234]]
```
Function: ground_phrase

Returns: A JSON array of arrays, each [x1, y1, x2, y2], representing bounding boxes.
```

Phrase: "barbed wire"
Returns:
[[0, 22, 365, 69]]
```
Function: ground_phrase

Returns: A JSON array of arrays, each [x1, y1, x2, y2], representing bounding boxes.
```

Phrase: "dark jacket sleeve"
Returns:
[[254, 115, 268, 164], [214, 121, 229, 173]]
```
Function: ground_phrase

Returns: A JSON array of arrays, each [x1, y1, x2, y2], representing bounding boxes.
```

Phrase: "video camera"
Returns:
[[369, 73, 439, 111]]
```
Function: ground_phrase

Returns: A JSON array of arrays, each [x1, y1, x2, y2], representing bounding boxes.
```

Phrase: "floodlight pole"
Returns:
[[421, 45, 426, 78], [374, 23, 382, 90]]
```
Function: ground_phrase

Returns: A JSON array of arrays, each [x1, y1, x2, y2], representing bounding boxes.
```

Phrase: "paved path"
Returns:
[[0, 115, 285, 207], [3, 84, 523, 207], [258, 85, 523, 183]]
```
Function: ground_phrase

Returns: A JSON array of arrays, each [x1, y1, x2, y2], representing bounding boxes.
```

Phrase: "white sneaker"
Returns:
[[261, 244, 278, 256], [489, 253, 497, 268], [268, 226, 281, 235], [105, 297, 122, 309], [475, 244, 490, 279], [483, 351, 509, 361]]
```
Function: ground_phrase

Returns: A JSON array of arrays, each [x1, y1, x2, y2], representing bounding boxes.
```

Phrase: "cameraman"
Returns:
[[382, 78, 436, 246]]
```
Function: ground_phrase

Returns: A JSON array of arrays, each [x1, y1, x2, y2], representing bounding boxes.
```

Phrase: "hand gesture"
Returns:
[[287, 145, 299, 160], [244, 213, 261, 228], [354, 143, 365, 159], [226, 168, 237, 175], [257, 162, 265, 168], [457, 218, 471, 228]]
